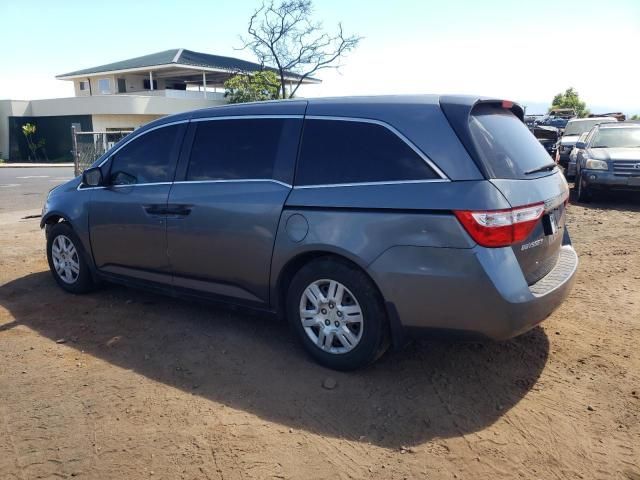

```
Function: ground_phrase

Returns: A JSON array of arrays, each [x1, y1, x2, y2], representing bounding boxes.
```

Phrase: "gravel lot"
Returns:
[[1, 192, 639, 480]]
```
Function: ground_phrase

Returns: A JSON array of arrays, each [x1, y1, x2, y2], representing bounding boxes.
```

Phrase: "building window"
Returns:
[[143, 79, 158, 90], [98, 78, 111, 94], [79, 81, 89, 91]]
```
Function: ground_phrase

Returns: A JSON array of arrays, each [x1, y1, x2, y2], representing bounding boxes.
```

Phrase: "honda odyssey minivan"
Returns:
[[41, 96, 578, 370]]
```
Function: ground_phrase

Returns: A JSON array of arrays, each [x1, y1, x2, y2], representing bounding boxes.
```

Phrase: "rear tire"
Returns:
[[286, 257, 389, 371], [46, 222, 96, 294]]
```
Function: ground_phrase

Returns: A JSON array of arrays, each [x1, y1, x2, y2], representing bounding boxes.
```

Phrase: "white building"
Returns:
[[0, 49, 318, 161]]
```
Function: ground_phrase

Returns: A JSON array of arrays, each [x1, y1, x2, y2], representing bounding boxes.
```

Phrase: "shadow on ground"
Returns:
[[0, 271, 549, 449]]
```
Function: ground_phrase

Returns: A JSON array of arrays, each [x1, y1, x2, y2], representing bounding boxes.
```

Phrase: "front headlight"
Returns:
[[585, 159, 608, 170]]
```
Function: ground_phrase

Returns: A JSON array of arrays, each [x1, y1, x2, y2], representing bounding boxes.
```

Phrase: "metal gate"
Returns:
[[72, 127, 132, 176]]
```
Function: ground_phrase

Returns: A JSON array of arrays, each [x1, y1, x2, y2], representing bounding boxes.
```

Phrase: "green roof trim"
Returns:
[[56, 48, 317, 82]]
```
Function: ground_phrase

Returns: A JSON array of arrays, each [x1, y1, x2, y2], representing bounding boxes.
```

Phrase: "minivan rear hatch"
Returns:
[[441, 98, 570, 285]]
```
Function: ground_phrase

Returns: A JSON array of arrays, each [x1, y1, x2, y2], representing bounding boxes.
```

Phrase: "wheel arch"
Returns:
[[274, 249, 405, 351], [40, 211, 71, 230]]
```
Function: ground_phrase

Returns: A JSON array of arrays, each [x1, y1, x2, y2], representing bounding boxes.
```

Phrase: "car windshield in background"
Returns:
[[469, 104, 554, 179], [591, 128, 640, 148], [564, 119, 612, 136]]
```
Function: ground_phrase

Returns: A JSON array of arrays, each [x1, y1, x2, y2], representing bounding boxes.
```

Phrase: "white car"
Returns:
[[567, 132, 589, 179]]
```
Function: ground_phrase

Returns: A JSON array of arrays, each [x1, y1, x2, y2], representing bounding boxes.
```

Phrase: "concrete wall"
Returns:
[[91, 114, 162, 132], [28, 95, 224, 117], [0, 95, 225, 160], [0, 100, 31, 159]]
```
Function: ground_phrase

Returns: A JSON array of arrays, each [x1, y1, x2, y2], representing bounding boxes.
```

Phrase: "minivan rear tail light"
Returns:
[[454, 203, 545, 247]]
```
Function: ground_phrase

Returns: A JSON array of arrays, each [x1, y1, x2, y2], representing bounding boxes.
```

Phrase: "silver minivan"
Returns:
[[42, 96, 578, 370]]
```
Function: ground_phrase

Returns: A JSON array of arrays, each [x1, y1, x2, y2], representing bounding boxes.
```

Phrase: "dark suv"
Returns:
[[574, 122, 640, 202], [42, 96, 578, 370]]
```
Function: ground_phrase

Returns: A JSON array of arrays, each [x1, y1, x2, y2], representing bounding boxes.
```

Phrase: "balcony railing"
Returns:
[[115, 89, 226, 100]]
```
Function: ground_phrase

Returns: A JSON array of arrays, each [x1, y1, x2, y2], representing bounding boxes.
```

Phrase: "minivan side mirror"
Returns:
[[575, 141, 587, 149], [82, 167, 103, 187]]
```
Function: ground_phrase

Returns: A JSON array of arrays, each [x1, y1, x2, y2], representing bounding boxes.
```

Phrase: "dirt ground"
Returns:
[[1, 192, 639, 480]]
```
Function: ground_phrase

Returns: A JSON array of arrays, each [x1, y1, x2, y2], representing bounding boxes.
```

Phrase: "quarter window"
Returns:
[[186, 119, 301, 183], [109, 124, 182, 185], [296, 119, 438, 186]]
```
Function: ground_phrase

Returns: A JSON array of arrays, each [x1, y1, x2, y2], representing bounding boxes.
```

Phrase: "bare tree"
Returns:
[[241, 0, 361, 99]]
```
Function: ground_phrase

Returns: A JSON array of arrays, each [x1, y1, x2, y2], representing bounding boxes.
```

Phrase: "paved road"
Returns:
[[0, 167, 75, 213]]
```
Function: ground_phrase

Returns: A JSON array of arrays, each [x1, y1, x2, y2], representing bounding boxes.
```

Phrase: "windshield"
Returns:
[[469, 104, 554, 179], [591, 128, 640, 148], [564, 119, 615, 136]]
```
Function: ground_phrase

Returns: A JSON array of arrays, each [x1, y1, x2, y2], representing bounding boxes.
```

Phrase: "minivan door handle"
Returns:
[[165, 204, 193, 217], [143, 204, 167, 216]]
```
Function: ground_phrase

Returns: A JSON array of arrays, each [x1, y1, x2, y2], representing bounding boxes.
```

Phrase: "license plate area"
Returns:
[[628, 176, 640, 186], [542, 209, 559, 236]]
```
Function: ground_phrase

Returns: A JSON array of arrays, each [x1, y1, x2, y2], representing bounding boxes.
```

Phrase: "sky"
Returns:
[[1, 0, 639, 114]]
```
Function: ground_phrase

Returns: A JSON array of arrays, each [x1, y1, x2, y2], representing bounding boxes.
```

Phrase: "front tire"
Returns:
[[46, 222, 96, 294], [576, 172, 592, 203], [286, 257, 389, 371]]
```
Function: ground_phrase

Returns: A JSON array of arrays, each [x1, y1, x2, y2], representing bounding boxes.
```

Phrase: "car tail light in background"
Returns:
[[454, 203, 545, 247]]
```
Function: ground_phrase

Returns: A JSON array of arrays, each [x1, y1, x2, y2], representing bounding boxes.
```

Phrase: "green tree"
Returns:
[[224, 71, 281, 104], [631, 114, 640, 120], [21, 123, 46, 161], [550, 87, 589, 118]]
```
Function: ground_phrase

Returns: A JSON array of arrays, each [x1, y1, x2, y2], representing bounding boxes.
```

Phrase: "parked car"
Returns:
[[524, 115, 544, 128], [574, 122, 640, 202], [588, 112, 626, 122], [567, 131, 589, 179], [549, 108, 577, 119], [41, 96, 578, 370], [531, 125, 560, 158], [556, 117, 618, 168], [537, 115, 571, 130]]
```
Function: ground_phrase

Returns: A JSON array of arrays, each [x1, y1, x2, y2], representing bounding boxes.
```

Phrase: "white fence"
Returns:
[[72, 128, 132, 176]]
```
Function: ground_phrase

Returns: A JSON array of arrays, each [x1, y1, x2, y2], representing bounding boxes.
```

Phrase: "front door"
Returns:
[[117, 78, 126, 93], [89, 122, 185, 283], [166, 117, 302, 305]]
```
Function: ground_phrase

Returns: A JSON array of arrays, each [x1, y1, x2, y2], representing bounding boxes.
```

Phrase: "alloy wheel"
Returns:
[[51, 234, 80, 284], [299, 279, 364, 354]]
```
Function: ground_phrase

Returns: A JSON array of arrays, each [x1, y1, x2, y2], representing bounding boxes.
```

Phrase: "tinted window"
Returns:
[[109, 124, 182, 185], [469, 104, 553, 179], [187, 119, 301, 183], [590, 127, 640, 148], [564, 119, 616, 136], [296, 120, 438, 186]]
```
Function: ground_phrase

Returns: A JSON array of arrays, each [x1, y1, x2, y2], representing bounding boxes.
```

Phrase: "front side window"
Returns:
[[79, 81, 88, 91], [186, 118, 301, 183], [109, 124, 182, 185], [98, 78, 111, 94], [296, 119, 438, 186]]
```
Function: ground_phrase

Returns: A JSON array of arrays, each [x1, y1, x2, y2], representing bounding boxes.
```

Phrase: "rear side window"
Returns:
[[470, 104, 553, 179], [296, 119, 438, 186], [109, 124, 182, 185], [187, 118, 301, 183]]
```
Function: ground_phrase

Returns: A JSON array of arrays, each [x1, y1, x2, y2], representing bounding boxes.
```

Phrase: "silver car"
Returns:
[[41, 96, 578, 370]]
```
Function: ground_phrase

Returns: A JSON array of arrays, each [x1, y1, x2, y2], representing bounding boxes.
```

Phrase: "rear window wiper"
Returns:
[[524, 163, 557, 175]]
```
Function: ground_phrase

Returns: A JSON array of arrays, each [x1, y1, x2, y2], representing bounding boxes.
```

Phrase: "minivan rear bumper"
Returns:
[[368, 240, 578, 341]]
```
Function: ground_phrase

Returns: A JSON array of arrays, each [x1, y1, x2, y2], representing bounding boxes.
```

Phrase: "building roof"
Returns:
[[56, 48, 320, 83]]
